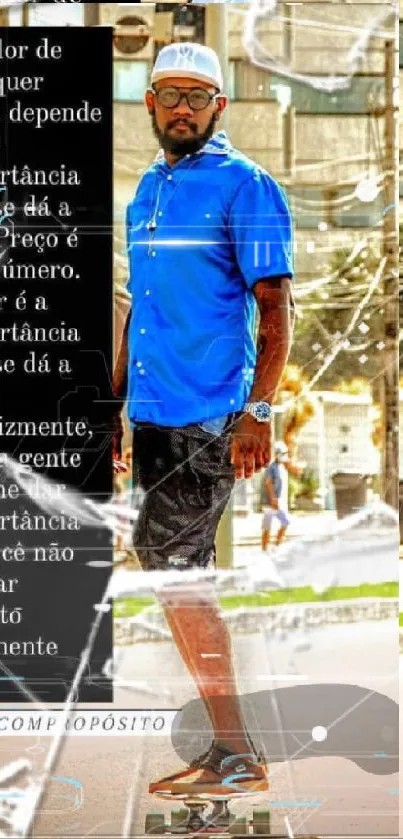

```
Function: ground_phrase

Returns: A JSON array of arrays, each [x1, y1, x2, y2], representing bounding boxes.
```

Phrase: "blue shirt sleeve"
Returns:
[[228, 169, 294, 289]]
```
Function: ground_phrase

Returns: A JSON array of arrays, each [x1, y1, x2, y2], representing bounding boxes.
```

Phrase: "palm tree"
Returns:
[[277, 363, 315, 456]]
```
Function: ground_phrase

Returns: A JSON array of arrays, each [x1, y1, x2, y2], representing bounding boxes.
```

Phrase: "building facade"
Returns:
[[107, 2, 391, 294], [8, 2, 393, 325]]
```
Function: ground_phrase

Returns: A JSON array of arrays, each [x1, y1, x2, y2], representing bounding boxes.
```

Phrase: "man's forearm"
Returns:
[[249, 277, 295, 404], [113, 309, 130, 407]]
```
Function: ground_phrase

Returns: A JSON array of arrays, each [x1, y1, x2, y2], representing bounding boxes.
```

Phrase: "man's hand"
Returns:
[[231, 414, 271, 479]]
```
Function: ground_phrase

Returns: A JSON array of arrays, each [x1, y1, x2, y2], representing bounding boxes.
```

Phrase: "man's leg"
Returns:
[[275, 525, 287, 545], [132, 423, 256, 757], [275, 508, 291, 546], [159, 583, 253, 755], [261, 508, 273, 551]]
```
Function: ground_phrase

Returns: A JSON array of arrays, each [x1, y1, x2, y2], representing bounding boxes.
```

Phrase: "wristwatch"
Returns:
[[244, 401, 272, 423]]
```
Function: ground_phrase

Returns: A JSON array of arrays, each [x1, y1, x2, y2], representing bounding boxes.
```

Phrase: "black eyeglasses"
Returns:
[[153, 86, 219, 111]]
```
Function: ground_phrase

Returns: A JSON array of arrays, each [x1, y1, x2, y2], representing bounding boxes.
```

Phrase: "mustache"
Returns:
[[166, 119, 198, 131]]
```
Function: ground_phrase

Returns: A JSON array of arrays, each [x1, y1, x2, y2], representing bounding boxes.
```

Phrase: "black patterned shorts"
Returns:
[[132, 418, 237, 571]]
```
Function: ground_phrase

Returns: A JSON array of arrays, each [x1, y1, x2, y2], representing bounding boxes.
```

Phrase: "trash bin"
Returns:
[[331, 471, 371, 519]]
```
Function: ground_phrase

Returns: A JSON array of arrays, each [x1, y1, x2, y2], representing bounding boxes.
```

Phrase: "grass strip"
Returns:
[[113, 581, 398, 619]]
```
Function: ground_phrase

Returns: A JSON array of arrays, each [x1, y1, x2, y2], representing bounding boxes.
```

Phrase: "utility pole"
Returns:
[[84, 4, 99, 27], [204, 4, 233, 567], [381, 22, 399, 509], [22, 2, 29, 27]]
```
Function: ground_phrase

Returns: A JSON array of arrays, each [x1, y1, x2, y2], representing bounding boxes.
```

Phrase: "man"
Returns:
[[261, 441, 300, 550], [113, 42, 295, 798]]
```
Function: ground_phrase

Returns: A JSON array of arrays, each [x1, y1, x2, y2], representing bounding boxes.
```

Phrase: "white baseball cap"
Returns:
[[274, 441, 288, 455], [151, 42, 223, 91]]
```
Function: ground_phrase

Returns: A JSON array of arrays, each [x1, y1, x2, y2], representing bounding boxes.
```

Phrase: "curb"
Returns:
[[114, 597, 398, 645]]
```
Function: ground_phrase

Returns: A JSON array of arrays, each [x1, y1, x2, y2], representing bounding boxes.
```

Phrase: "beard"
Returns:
[[151, 111, 219, 157]]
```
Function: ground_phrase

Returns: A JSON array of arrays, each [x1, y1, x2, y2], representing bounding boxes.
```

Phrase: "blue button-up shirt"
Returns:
[[126, 131, 293, 427]]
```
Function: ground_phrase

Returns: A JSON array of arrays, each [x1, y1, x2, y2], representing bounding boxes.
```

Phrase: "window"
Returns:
[[288, 185, 383, 229], [288, 188, 325, 229], [114, 61, 151, 103], [269, 73, 384, 114], [229, 61, 384, 113], [332, 186, 384, 228]]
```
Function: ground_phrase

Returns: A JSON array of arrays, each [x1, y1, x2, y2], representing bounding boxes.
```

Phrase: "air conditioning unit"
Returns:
[[99, 4, 155, 60]]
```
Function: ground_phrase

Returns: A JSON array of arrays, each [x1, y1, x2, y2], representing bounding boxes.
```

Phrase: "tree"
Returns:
[[290, 240, 385, 389], [276, 364, 315, 457]]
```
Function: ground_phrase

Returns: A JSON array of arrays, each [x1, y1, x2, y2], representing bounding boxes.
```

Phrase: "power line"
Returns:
[[284, 256, 386, 405]]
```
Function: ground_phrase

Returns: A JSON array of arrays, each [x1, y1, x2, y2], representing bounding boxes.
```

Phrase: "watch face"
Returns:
[[255, 402, 271, 421]]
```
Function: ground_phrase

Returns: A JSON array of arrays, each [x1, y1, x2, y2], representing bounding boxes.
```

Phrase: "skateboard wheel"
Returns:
[[145, 813, 166, 834], [252, 809, 271, 835], [229, 816, 248, 835], [171, 809, 188, 830]]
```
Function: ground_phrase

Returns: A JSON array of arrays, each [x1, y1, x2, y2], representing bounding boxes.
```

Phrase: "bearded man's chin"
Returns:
[[165, 137, 205, 155], [151, 112, 218, 157]]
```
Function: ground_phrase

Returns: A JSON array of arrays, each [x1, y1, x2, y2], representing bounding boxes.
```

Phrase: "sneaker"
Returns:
[[149, 742, 269, 798]]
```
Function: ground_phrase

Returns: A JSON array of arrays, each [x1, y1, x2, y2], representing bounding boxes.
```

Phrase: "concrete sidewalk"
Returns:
[[232, 507, 398, 584], [234, 508, 337, 544], [233, 509, 337, 567]]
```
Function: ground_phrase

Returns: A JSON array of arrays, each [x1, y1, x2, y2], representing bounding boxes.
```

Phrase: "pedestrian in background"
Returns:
[[261, 441, 301, 549]]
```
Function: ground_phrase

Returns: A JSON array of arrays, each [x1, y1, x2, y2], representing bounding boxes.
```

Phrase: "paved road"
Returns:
[[1, 621, 398, 838]]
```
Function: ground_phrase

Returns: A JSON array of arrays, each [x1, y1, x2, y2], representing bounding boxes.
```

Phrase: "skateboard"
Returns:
[[145, 796, 271, 835], [144, 796, 321, 836]]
